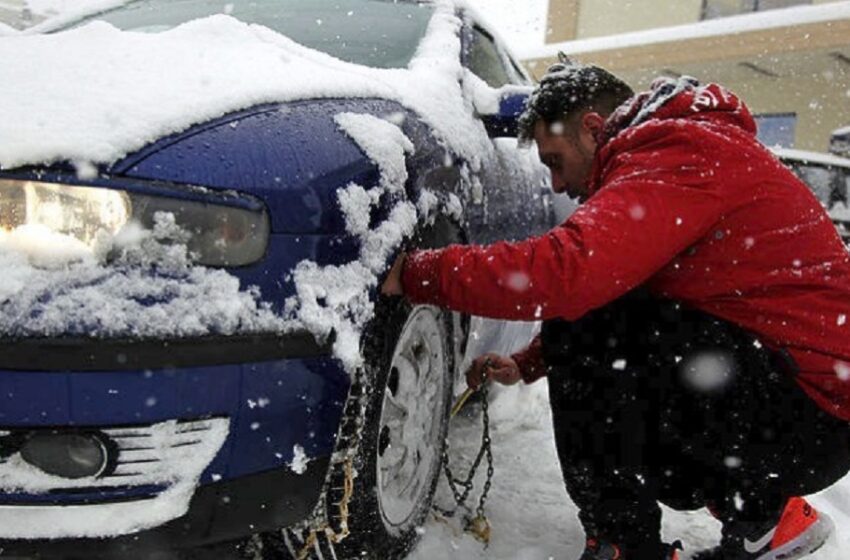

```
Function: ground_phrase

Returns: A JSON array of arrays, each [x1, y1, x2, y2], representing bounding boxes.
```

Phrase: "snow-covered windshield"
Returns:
[[66, 0, 434, 69]]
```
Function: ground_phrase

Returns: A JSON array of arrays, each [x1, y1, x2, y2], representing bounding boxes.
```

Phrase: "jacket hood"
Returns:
[[598, 76, 757, 147]]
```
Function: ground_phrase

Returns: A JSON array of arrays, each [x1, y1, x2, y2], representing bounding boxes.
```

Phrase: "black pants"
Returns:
[[542, 289, 850, 551]]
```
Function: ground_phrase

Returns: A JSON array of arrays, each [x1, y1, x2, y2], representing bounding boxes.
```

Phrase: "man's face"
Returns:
[[533, 115, 600, 201]]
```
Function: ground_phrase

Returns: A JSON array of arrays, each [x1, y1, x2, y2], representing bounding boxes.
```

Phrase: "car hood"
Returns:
[[110, 98, 412, 234]]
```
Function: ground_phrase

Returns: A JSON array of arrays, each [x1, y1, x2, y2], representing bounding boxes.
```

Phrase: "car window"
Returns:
[[506, 53, 532, 85], [467, 25, 513, 88], [787, 162, 846, 208], [64, 0, 434, 69]]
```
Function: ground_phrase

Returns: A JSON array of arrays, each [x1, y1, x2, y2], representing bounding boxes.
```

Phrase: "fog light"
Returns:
[[20, 433, 109, 479]]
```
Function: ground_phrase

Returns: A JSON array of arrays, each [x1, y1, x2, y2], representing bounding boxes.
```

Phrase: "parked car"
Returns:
[[0, 1, 552, 558], [772, 147, 850, 242], [831, 125, 850, 159]]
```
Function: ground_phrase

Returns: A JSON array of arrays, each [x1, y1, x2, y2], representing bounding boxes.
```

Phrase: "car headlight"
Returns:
[[0, 179, 269, 267]]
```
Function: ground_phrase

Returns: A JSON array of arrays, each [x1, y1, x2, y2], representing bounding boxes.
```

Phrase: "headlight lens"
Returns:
[[0, 179, 269, 267], [1, 181, 130, 246]]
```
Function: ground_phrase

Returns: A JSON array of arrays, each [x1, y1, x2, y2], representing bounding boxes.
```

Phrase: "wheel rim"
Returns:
[[376, 306, 447, 529]]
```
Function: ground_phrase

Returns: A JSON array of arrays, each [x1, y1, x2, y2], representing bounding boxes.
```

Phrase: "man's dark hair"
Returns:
[[518, 56, 634, 141]]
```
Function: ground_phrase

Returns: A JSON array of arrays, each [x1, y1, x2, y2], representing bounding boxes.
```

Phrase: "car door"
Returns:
[[461, 23, 555, 246], [455, 21, 557, 364]]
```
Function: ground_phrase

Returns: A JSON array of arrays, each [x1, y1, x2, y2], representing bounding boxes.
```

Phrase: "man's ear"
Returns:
[[581, 112, 605, 136]]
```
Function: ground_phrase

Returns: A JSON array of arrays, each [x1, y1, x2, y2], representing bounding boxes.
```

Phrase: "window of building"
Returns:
[[755, 113, 797, 149], [702, 0, 811, 20]]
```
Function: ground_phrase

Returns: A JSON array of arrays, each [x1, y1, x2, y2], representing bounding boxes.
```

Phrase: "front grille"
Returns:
[[0, 418, 229, 495]]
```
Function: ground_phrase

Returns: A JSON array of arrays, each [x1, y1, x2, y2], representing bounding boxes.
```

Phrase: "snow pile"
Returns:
[[0, 213, 290, 339]]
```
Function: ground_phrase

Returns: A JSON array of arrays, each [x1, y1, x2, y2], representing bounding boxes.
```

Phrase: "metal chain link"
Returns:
[[437, 381, 494, 522]]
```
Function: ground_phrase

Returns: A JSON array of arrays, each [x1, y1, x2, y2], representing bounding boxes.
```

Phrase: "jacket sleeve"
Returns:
[[510, 335, 548, 384], [402, 126, 726, 321]]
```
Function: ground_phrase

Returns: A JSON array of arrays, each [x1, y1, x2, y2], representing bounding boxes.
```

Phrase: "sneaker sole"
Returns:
[[756, 511, 834, 560]]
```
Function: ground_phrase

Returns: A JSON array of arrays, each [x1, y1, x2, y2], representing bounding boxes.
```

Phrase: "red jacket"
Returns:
[[403, 80, 850, 420]]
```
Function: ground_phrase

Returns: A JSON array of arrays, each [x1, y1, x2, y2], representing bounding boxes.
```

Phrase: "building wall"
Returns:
[[537, 0, 850, 152], [621, 66, 850, 152], [719, 73, 850, 152], [575, 0, 702, 39], [546, 0, 845, 42]]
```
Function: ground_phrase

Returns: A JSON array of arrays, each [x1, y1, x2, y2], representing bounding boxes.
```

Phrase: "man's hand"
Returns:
[[381, 253, 406, 296], [466, 353, 521, 390]]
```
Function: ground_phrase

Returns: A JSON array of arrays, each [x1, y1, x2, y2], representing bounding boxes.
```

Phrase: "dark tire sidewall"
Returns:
[[336, 298, 453, 559]]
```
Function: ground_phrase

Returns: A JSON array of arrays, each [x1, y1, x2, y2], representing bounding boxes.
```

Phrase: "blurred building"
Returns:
[[524, 0, 850, 153]]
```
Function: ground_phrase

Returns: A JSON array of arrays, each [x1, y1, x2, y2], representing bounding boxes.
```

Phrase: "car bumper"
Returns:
[[0, 331, 349, 548], [0, 455, 330, 557], [0, 331, 332, 372]]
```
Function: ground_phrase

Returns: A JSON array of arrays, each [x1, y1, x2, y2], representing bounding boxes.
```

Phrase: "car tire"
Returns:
[[331, 297, 454, 559]]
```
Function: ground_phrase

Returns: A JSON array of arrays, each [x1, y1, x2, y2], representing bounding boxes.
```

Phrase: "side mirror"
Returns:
[[478, 86, 533, 139]]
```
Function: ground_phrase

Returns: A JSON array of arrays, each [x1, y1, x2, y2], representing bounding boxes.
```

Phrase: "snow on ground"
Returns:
[[409, 381, 850, 559]]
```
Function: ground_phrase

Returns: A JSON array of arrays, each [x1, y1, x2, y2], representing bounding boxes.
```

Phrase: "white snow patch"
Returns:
[[291, 444, 309, 475], [338, 183, 381, 237], [834, 361, 850, 382], [629, 203, 646, 221], [505, 271, 530, 292], [334, 112, 414, 195], [446, 193, 464, 221], [680, 351, 735, 393], [0, 20, 17, 35]]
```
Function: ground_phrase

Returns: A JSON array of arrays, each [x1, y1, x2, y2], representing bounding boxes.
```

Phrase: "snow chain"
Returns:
[[246, 366, 369, 560], [294, 458, 355, 560], [437, 380, 494, 545]]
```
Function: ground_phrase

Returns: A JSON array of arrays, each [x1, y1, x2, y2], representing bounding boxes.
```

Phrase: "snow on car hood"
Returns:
[[0, 1, 488, 172]]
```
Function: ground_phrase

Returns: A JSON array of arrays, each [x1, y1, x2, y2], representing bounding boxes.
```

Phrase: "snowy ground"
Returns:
[[409, 381, 850, 559]]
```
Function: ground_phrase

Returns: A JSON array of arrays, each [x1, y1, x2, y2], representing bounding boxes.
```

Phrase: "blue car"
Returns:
[[0, 1, 554, 558]]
